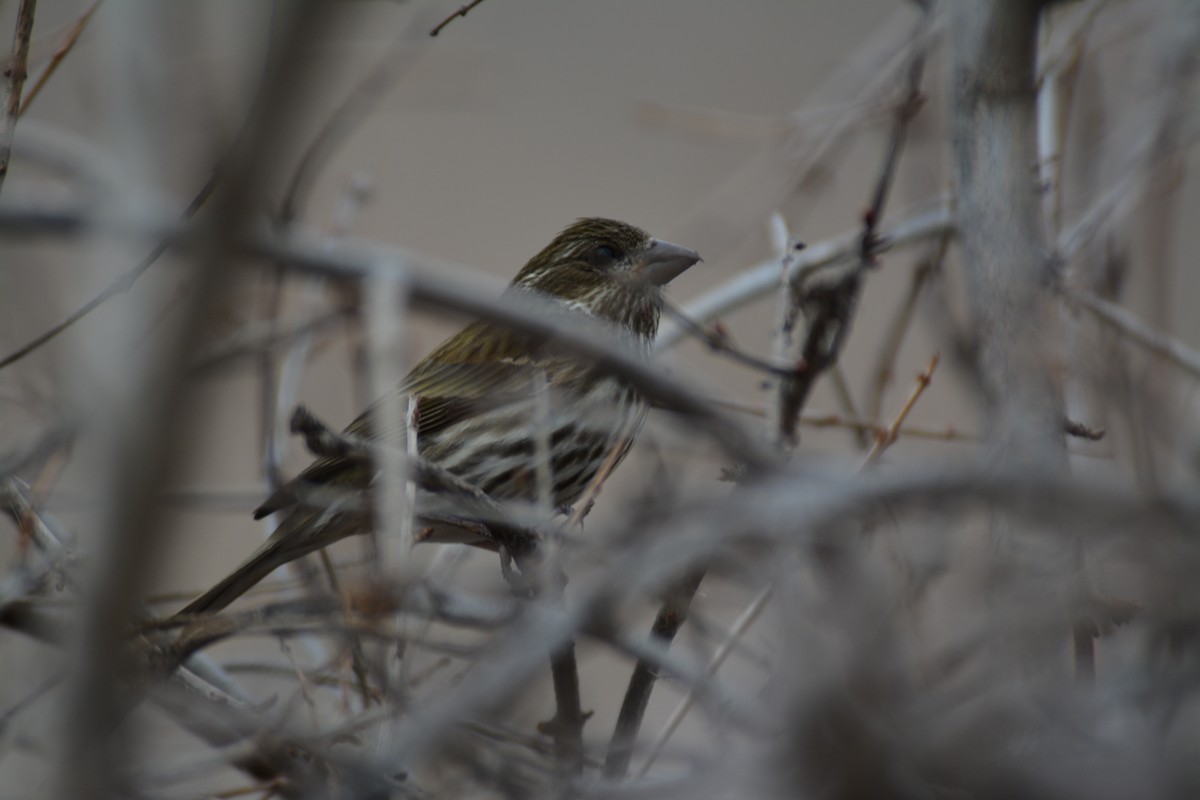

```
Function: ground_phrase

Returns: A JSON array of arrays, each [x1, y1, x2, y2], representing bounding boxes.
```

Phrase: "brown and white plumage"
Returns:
[[178, 218, 699, 616]]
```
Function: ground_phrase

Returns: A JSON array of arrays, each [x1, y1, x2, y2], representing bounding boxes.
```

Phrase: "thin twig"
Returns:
[[1036, 3, 1098, 244], [0, 423, 76, 485], [279, 30, 419, 225], [0, 0, 38, 197], [767, 213, 802, 447], [190, 308, 352, 373], [543, 637, 585, 776], [0, 168, 220, 372], [861, 41, 927, 252], [17, 0, 99, 117], [866, 234, 950, 422], [773, 6, 931, 445], [668, 4, 936, 275], [713, 400, 975, 441], [773, 262, 863, 446], [603, 568, 706, 779], [835, 1, 932, 439], [429, 0, 490, 36], [1055, 5, 1200, 266], [660, 298, 801, 380], [750, 403, 963, 440], [635, 583, 772, 777], [314, 548, 375, 709], [657, 203, 954, 350], [1069, 289, 1200, 382], [0, 672, 61, 732], [2, 478, 71, 577], [829, 363, 870, 450], [1056, 125, 1200, 264], [860, 352, 940, 468]]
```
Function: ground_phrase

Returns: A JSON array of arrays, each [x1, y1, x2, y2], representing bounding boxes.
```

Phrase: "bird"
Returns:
[[178, 218, 700, 615]]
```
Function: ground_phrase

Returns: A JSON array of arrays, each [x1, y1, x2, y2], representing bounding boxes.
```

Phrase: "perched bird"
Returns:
[[179, 218, 700, 615]]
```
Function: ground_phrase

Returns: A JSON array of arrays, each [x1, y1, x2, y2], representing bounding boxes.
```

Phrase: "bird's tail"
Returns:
[[175, 507, 340, 617], [175, 492, 504, 617]]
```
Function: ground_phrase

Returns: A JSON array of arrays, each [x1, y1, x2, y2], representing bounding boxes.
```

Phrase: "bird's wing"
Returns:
[[255, 320, 561, 518], [346, 320, 551, 442]]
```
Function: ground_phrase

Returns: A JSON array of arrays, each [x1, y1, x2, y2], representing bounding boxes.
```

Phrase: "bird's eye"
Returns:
[[589, 245, 618, 266]]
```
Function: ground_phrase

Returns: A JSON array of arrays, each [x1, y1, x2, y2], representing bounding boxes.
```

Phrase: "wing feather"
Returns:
[[255, 319, 574, 517]]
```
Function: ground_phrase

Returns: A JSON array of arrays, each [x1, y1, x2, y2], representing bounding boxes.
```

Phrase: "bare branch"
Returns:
[[636, 584, 772, 778], [0, 0, 37, 197], [603, 569, 705, 779], [660, 296, 802, 380], [0, 199, 774, 471], [657, 202, 954, 349], [1068, 288, 1200, 382], [865, 234, 950, 422], [53, 5, 339, 797], [951, 0, 1067, 465]]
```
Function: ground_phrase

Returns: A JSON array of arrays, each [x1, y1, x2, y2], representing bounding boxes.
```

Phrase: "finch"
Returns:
[[179, 218, 700, 615]]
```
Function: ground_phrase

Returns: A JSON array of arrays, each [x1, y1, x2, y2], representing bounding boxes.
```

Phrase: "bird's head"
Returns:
[[510, 218, 701, 341]]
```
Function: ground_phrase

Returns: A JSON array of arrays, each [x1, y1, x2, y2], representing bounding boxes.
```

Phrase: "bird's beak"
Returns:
[[634, 238, 702, 286]]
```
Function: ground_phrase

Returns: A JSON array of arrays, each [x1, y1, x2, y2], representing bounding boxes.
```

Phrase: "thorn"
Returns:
[[1064, 418, 1105, 441]]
